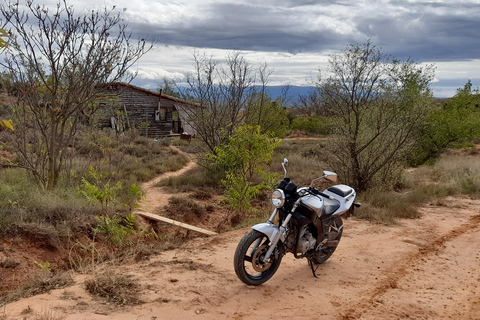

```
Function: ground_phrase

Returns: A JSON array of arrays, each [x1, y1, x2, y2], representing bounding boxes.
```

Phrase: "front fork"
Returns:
[[254, 201, 299, 263]]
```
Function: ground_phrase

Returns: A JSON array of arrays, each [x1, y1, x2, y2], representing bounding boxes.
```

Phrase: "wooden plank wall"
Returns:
[[100, 84, 180, 137]]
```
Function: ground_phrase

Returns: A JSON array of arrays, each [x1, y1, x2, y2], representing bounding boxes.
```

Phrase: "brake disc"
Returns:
[[251, 244, 272, 272]]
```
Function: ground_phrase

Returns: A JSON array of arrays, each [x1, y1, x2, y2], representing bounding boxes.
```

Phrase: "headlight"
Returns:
[[271, 189, 285, 208]]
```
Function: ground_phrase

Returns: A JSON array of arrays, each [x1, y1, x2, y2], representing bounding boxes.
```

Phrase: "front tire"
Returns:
[[234, 230, 283, 286]]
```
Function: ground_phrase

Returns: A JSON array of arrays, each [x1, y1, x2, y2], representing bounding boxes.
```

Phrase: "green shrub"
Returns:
[[93, 214, 137, 246], [209, 125, 280, 212], [290, 115, 334, 135]]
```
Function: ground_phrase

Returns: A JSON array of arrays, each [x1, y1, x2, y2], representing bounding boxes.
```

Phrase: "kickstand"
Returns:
[[308, 259, 319, 278]]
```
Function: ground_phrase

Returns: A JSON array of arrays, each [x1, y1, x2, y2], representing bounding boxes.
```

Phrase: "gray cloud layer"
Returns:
[[127, 0, 480, 63]]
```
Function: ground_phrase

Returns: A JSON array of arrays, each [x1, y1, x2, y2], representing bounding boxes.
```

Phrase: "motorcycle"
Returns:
[[234, 158, 361, 286]]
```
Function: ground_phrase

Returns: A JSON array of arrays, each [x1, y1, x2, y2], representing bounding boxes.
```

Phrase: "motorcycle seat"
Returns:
[[323, 198, 340, 215], [327, 185, 353, 198]]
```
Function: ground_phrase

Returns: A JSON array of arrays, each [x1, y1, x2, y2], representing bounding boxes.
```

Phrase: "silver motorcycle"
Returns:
[[234, 158, 361, 285]]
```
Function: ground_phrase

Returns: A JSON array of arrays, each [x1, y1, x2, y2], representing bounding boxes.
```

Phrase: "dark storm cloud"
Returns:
[[356, 10, 480, 62], [126, 0, 480, 64], [127, 2, 349, 54], [274, 0, 351, 7]]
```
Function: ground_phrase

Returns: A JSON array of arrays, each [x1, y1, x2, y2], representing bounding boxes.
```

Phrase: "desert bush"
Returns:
[[289, 115, 334, 135], [0, 168, 105, 236], [353, 151, 480, 223], [0, 272, 74, 307], [355, 190, 421, 224], [271, 140, 330, 186], [162, 197, 205, 223], [121, 143, 151, 157], [84, 271, 142, 305], [410, 153, 480, 197], [32, 308, 65, 320], [156, 166, 223, 193], [409, 81, 480, 166], [118, 152, 188, 182], [210, 125, 280, 212], [93, 214, 137, 246], [15, 223, 62, 251], [192, 189, 213, 200]]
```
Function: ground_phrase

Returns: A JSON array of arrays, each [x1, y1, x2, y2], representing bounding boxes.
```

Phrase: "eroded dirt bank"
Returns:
[[3, 196, 480, 320]]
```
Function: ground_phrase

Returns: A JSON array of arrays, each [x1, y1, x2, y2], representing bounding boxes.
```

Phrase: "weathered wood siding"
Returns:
[[98, 83, 188, 138]]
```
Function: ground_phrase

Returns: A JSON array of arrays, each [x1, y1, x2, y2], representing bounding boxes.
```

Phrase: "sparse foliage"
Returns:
[[210, 125, 280, 212], [0, 0, 151, 189], [178, 50, 254, 153], [78, 166, 122, 211], [410, 80, 480, 165], [318, 41, 435, 191], [245, 93, 290, 137], [93, 214, 136, 246]]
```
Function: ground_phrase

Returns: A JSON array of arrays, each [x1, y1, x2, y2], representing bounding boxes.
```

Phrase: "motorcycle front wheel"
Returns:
[[234, 230, 283, 286]]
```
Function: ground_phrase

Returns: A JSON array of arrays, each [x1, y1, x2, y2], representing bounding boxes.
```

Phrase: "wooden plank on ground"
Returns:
[[136, 211, 217, 236]]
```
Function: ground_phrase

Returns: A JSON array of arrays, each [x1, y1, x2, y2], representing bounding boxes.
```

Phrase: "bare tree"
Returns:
[[253, 61, 272, 126], [318, 41, 435, 191], [280, 83, 292, 107], [178, 50, 254, 153], [296, 87, 324, 116], [0, 0, 151, 189]]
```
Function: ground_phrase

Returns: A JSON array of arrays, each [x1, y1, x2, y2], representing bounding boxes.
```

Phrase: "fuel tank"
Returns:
[[297, 194, 323, 220]]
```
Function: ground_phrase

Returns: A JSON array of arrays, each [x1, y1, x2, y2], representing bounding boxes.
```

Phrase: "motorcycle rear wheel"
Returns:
[[312, 215, 343, 264], [234, 230, 283, 286]]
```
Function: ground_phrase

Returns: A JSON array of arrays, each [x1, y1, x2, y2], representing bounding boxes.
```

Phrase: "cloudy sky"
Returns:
[[11, 0, 480, 97]]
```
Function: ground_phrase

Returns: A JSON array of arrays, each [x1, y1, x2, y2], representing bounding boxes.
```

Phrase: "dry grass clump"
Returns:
[[191, 189, 213, 200], [15, 223, 62, 251], [84, 271, 142, 305], [156, 166, 222, 193], [0, 272, 74, 307], [162, 197, 205, 223], [354, 151, 480, 224], [32, 308, 65, 320], [271, 140, 329, 186], [354, 190, 421, 224], [405, 154, 480, 197]]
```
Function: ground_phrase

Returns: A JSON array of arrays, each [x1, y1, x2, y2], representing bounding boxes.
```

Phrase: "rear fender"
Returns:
[[252, 222, 285, 243]]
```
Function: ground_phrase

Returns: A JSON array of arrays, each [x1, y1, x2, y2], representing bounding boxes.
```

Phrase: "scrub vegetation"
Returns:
[[0, 2, 480, 308]]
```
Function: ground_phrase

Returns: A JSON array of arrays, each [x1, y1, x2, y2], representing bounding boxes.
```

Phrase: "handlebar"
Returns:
[[307, 187, 335, 200]]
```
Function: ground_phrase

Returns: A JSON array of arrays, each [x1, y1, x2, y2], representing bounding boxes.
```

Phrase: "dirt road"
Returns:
[[3, 146, 480, 319], [3, 196, 480, 319]]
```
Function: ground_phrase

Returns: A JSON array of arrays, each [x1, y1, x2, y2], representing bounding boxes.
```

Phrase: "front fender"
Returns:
[[252, 222, 285, 243]]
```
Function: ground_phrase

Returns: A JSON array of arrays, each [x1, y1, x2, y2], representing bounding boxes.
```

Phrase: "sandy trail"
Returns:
[[3, 147, 480, 319], [136, 145, 198, 213]]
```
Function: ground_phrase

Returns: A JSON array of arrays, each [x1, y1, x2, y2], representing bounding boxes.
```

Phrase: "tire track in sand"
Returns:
[[341, 210, 480, 319]]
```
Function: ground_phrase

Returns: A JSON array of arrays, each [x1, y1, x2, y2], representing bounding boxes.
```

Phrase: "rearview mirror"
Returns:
[[282, 158, 288, 178], [323, 170, 337, 182]]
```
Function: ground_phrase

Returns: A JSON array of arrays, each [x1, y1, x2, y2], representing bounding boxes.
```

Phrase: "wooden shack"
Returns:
[[96, 82, 196, 138]]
